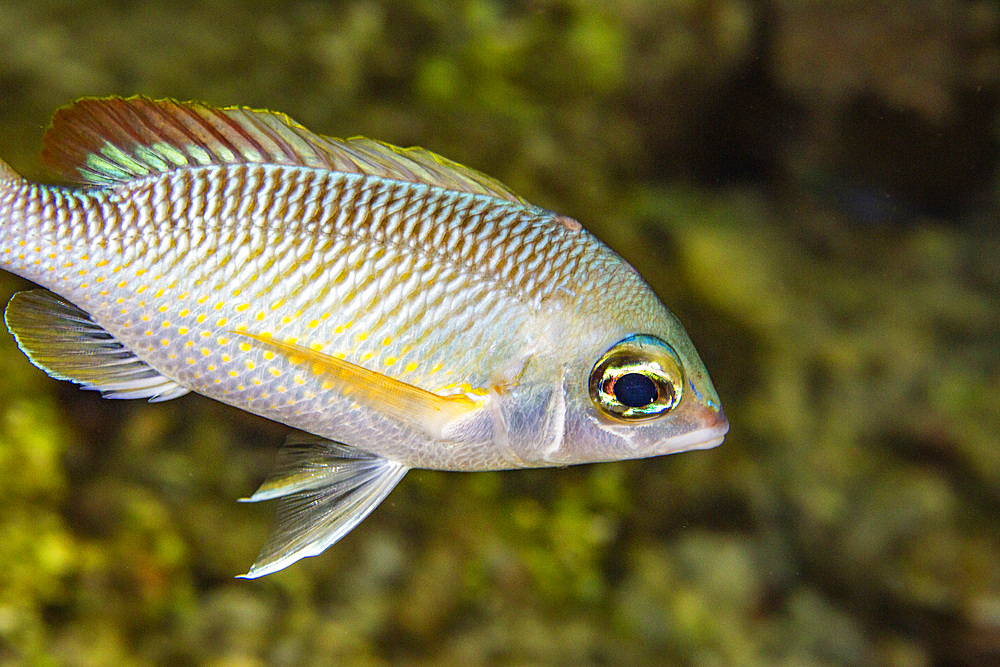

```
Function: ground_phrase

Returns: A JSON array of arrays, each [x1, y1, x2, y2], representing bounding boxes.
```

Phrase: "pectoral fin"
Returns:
[[238, 433, 408, 578], [234, 332, 484, 439]]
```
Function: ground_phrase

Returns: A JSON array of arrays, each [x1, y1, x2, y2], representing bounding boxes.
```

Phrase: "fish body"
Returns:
[[0, 97, 727, 576]]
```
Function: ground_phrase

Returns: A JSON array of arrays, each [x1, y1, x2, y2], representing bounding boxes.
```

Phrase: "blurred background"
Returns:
[[1, 1, 998, 664]]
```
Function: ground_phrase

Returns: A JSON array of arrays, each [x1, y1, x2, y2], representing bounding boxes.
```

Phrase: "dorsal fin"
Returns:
[[4, 289, 189, 402], [39, 96, 528, 204]]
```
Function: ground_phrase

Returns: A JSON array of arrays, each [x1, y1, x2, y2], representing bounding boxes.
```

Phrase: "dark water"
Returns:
[[1, 2, 998, 664]]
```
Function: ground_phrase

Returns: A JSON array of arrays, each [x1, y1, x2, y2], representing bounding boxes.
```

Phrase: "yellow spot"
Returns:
[[278, 387, 287, 393], [154, 288, 164, 297], [202, 348, 211, 356], [236, 304, 249, 312], [215, 302, 225, 310], [270, 299, 285, 310], [281, 316, 291, 324], [214, 379, 221, 384], [240, 343, 251, 352], [230, 370, 238, 377], [95, 277, 104, 283], [285, 337, 298, 345], [255, 312, 265, 321], [222, 355, 231, 362], [137, 285, 147, 293], [263, 351, 274, 360], [179, 309, 189, 317], [161, 339, 170, 346], [99, 290, 108, 296], [246, 361, 255, 370], [334, 351, 346, 360], [158, 305, 168, 313], [207, 365, 216, 371], [404, 362, 418, 372], [118, 281, 127, 288], [196, 314, 206, 323], [308, 319, 318, 328], [185, 341, 194, 347], [334, 325, 343, 333], [80, 283, 88, 288], [321, 313, 330, 320], [310, 342, 323, 351], [96, 260, 108, 267], [198, 295, 208, 304], [201, 331, 210, 338], [294, 375, 305, 385], [136, 269, 146, 276], [187, 358, 196, 365], [357, 332, 368, 341], [169, 353, 176, 359], [78, 269, 86, 276], [430, 363, 442, 373], [162, 321, 171, 328], [178, 327, 189, 335], [362, 352, 372, 361], [384, 357, 397, 366], [253, 379, 262, 386], [382, 337, 392, 346], [116, 297, 124, 304], [321, 380, 334, 390], [217, 336, 230, 345], [233, 288, 242, 297], [269, 368, 281, 377], [178, 292, 188, 299], [141, 315, 149, 322]]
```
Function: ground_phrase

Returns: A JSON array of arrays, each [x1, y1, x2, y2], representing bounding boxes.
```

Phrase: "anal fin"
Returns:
[[4, 289, 189, 401], [238, 432, 408, 578]]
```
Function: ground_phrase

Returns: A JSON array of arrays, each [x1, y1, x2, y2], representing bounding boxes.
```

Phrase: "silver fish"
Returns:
[[0, 97, 727, 576]]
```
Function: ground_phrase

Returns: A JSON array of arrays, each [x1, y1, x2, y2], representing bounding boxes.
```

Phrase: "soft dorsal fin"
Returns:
[[40, 96, 528, 204], [4, 289, 189, 402]]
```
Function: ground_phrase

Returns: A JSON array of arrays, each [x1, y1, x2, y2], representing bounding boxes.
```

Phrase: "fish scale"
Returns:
[[0, 96, 726, 576], [5, 163, 555, 451]]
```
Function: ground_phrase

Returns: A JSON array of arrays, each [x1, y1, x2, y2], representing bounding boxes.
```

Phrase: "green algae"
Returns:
[[1, 0, 998, 663]]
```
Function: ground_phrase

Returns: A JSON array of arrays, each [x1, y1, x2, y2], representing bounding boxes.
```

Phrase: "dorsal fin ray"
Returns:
[[40, 96, 528, 204]]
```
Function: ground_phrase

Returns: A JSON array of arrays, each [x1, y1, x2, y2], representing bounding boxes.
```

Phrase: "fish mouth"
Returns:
[[657, 403, 729, 454]]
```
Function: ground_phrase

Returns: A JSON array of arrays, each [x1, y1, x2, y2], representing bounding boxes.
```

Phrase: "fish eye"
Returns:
[[589, 335, 684, 420]]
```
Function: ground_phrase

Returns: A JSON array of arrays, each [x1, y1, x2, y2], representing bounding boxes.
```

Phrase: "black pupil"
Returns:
[[613, 373, 658, 408]]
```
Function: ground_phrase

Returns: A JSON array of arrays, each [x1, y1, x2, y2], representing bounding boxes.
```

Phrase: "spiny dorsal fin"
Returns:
[[0, 157, 21, 183], [40, 96, 528, 204], [4, 289, 189, 402]]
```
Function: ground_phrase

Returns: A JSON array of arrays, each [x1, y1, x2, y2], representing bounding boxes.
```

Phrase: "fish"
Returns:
[[0, 96, 728, 577]]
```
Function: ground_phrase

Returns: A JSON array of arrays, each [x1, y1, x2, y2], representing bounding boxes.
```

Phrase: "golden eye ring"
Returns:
[[589, 334, 684, 420]]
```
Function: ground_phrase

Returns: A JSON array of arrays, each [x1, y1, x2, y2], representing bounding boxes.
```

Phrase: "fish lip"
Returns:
[[656, 404, 729, 454]]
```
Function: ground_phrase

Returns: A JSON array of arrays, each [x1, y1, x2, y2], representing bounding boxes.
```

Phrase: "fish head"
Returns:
[[506, 261, 727, 467]]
